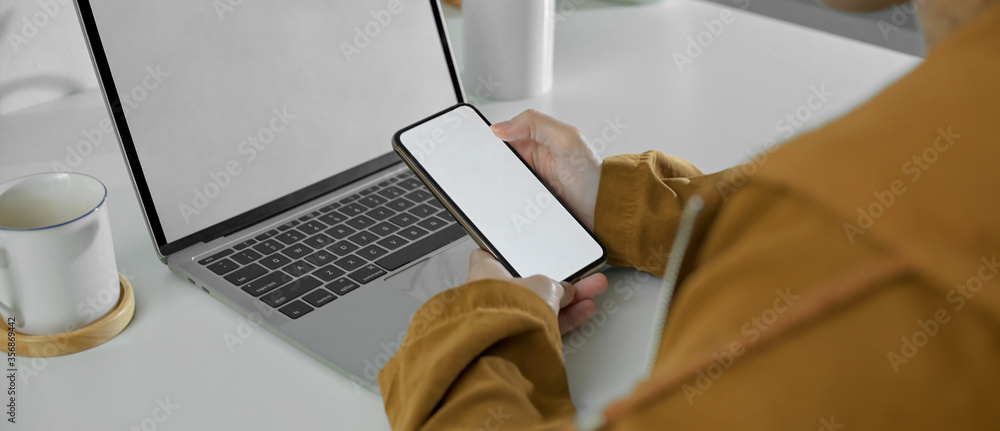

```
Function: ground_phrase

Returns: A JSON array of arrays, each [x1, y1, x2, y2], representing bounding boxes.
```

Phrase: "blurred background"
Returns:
[[0, 0, 922, 116]]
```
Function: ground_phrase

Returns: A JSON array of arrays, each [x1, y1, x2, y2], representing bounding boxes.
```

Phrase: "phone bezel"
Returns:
[[392, 103, 607, 283]]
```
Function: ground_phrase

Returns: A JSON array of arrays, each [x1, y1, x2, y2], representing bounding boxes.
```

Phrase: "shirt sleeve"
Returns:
[[594, 150, 725, 275], [378, 150, 716, 430], [378, 280, 575, 431]]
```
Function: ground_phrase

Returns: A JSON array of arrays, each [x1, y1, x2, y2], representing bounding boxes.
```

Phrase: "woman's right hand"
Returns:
[[490, 110, 603, 230]]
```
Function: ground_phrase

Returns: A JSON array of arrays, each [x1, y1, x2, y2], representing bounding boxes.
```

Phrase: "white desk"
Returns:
[[0, 1, 917, 429]]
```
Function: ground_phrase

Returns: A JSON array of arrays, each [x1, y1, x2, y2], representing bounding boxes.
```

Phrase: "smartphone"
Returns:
[[392, 103, 606, 283]]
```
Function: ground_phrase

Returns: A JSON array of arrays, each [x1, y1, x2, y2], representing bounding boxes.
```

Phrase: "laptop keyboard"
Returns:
[[195, 170, 466, 320]]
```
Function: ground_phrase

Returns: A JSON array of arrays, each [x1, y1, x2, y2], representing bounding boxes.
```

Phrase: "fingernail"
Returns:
[[490, 122, 511, 134]]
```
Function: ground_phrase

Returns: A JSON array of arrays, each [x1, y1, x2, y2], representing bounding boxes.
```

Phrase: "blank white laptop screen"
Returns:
[[88, 0, 458, 243]]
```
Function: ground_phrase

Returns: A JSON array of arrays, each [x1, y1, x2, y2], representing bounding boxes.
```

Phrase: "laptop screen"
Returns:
[[82, 1, 461, 250]]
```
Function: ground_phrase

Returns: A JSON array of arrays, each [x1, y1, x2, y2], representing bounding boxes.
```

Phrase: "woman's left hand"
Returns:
[[467, 249, 608, 335]]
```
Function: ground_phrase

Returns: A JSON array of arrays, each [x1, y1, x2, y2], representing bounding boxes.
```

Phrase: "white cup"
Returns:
[[0, 172, 120, 336], [463, 0, 555, 101]]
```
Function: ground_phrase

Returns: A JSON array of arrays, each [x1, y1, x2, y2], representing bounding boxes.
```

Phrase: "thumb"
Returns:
[[491, 109, 580, 151]]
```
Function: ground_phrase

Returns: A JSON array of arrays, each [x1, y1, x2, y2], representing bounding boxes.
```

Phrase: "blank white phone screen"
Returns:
[[398, 105, 604, 281]]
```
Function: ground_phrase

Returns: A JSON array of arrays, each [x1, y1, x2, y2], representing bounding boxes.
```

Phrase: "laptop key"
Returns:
[[328, 240, 359, 256], [319, 212, 347, 225], [346, 215, 376, 230], [255, 229, 280, 241], [409, 204, 437, 218], [231, 249, 263, 265], [358, 195, 387, 208], [339, 195, 359, 204], [233, 239, 257, 251], [417, 216, 447, 232], [327, 278, 360, 296], [365, 207, 396, 221], [376, 235, 409, 251], [281, 244, 314, 260], [325, 224, 357, 239], [348, 264, 386, 285], [261, 253, 292, 270], [253, 239, 285, 255], [261, 275, 322, 308], [242, 271, 293, 297], [348, 231, 379, 247], [224, 263, 267, 285], [298, 210, 322, 221], [404, 189, 433, 203], [334, 254, 365, 272], [302, 289, 337, 308], [397, 178, 422, 190], [339, 202, 368, 216], [282, 261, 316, 277], [207, 258, 239, 275], [388, 213, 418, 228], [278, 300, 314, 319], [305, 249, 336, 266], [386, 197, 415, 212], [437, 210, 456, 222], [313, 264, 345, 282], [298, 220, 327, 235], [319, 202, 341, 213], [398, 226, 429, 241], [425, 199, 445, 211], [357, 245, 388, 260], [199, 249, 234, 266], [303, 233, 334, 249], [377, 186, 405, 199], [375, 224, 466, 271], [275, 230, 306, 245], [359, 186, 379, 195], [370, 221, 399, 236], [278, 220, 300, 231], [377, 180, 391, 187]]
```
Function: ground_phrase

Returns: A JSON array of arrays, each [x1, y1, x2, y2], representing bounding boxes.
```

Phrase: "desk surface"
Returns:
[[0, 1, 918, 429]]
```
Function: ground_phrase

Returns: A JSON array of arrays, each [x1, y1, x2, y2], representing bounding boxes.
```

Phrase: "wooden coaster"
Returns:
[[3, 273, 135, 358]]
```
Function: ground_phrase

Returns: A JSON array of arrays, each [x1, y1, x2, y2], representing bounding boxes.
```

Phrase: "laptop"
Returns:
[[75, 0, 479, 389]]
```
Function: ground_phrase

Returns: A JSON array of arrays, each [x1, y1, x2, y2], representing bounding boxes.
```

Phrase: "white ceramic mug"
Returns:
[[0, 172, 120, 336], [463, 0, 555, 100]]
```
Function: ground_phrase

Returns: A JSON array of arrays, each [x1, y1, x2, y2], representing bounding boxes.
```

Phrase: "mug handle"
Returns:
[[0, 246, 19, 325]]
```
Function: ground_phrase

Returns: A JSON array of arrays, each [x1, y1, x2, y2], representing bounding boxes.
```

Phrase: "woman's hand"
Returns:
[[491, 110, 603, 230], [467, 249, 608, 335]]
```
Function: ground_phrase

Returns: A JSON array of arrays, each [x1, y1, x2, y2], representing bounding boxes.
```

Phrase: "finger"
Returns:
[[491, 109, 577, 150], [570, 273, 608, 305], [558, 281, 576, 309], [559, 300, 597, 335], [467, 249, 510, 282]]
